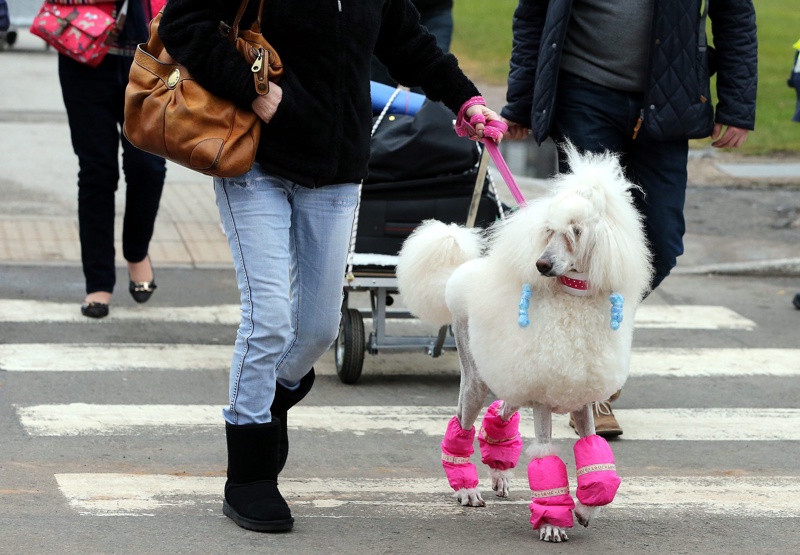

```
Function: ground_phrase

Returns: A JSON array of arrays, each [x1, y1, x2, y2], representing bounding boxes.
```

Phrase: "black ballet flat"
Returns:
[[81, 302, 109, 319], [129, 279, 157, 304]]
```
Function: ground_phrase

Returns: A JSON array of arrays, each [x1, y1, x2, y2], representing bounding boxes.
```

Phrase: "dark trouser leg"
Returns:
[[59, 54, 122, 294]]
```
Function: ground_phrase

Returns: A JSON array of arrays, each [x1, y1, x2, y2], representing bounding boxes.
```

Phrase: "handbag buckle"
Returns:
[[167, 68, 181, 88]]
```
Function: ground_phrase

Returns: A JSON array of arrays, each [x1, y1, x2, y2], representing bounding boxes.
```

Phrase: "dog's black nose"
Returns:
[[536, 258, 553, 274]]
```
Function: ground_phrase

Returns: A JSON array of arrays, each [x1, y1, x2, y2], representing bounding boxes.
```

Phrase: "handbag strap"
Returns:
[[228, 0, 266, 43]]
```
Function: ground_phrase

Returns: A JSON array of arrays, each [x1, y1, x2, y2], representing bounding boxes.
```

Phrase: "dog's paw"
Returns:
[[574, 501, 601, 528], [538, 525, 569, 543], [453, 487, 485, 507], [489, 468, 512, 498]]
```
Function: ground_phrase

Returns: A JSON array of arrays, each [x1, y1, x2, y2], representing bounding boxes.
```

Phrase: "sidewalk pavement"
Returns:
[[1, 31, 799, 276]]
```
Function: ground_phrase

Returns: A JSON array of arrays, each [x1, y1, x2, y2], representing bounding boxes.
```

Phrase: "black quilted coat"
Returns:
[[501, 0, 758, 144], [158, 0, 478, 187]]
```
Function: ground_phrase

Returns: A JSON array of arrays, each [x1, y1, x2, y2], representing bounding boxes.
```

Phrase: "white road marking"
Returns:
[[0, 300, 755, 329], [0, 344, 231, 371], [634, 305, 756, 329], [628, 348, 800, 377], [0, 300, 240, 324], [17, 404, 800, 440], [3, 344, 796, 376], [54, 473, 800, 517]]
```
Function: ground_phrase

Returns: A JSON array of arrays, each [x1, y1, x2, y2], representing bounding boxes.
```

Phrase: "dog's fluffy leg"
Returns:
[[574, 502, 601, 528], [442, 317, 489, 507], [478, 400, 522, 498]]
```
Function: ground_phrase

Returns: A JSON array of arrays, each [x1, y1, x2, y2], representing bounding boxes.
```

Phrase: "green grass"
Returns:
[[450, 0, 800, 154]]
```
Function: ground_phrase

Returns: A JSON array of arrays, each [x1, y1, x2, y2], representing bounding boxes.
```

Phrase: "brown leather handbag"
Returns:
[[123, 0, 282, 178]]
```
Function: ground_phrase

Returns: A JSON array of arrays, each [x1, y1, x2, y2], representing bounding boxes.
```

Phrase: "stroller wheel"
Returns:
[[335, 308, 365, 384]]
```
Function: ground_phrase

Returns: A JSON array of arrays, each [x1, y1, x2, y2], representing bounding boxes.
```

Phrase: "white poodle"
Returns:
[[396, 144, 653, 542]]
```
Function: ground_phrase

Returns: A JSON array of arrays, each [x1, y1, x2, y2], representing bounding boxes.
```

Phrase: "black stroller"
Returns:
[[334, 94, 508, 384]]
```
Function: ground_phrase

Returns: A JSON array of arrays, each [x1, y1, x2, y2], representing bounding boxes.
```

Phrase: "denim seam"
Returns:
[[274, 185, 300, 375], [220, 182, 254, 426]]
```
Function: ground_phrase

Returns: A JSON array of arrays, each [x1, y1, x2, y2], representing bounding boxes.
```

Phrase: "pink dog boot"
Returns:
[[528, 455, 575, 531], [441, 416, 482, 506], [478, 401, 523, 497], [478, 401, 523, 469], [573, 434, 622, 506]]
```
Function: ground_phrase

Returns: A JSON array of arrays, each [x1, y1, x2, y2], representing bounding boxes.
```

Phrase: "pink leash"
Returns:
[[455, 97, 527, 207]]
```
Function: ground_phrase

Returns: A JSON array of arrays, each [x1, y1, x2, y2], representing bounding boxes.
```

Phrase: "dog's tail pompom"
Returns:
[[397, 220, 483, 325]]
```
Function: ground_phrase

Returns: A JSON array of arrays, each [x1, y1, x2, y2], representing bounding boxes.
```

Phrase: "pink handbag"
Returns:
[[30, 1, 122, 67]]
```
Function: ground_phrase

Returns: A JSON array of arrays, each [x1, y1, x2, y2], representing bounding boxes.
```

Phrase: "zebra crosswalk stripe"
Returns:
[[16, 404, 800, 441], [53, 473, 800, 518], [2, 344, 797, 375], [0, 299, 756, 329]]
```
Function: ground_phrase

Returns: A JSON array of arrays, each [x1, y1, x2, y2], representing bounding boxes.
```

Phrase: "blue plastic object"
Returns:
[[370, 81, 426, 116]]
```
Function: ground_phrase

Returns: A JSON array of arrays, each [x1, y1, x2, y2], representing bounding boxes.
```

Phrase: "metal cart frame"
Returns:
[[334, 110, 505, 383]]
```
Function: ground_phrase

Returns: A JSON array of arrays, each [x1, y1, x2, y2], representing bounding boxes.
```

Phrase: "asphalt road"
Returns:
[[1, 265, 799, 555]]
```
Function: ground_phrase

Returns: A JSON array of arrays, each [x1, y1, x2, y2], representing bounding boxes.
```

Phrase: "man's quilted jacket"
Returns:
[[501, 0, 758, 144]]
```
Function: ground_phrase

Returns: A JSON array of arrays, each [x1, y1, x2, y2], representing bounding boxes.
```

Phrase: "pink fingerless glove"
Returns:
[[528, 455, 575, 529], [573, 435, 622, 506], [478, 400, 523, 471], [441, 416, 479, 491], [455, 96, 487, 141]]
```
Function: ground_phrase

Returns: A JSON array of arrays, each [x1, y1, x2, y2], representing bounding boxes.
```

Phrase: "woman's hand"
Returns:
[[251, 82, 283, 123], [500, 117, 531, 141], [464, 104, 506, 143]]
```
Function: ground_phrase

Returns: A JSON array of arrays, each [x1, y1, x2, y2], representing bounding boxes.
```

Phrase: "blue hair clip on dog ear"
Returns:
[[518, 284, 532, 327], [609, 293, 624, 330]]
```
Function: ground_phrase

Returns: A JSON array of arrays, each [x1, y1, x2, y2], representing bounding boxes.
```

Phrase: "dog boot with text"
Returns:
[[528, 455, 575, 530], [478, 400, 522, 497], [441, 416, 482, 506], [573, 434, 622, 506]]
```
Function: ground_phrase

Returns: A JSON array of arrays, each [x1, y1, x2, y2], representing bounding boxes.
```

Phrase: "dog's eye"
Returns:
[[572, 226, 582, 237]]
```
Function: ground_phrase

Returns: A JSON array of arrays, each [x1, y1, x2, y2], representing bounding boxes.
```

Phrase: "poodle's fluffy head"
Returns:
[[488, 142, 653, 300]]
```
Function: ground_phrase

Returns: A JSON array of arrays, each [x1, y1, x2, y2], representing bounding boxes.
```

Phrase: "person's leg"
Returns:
[[215, 167, 358, 424], [274, 181, 359, 389], [116, 55, 166, 269], [114, 55, 167, 298], [271, 180, 358, 470], [214, 166, 357, 531], [58, 54, 121, 299], [626, 133, 689, 292]]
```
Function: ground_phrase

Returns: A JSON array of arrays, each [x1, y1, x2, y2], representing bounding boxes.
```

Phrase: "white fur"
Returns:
[[396, 221, 483, 325], [398, 145, 653, 412], [397, 144, 653, 541]]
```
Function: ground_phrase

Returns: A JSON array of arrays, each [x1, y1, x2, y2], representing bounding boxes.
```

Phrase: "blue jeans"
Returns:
[[552, 71, 689, 292], [215, 165, 359, 425]]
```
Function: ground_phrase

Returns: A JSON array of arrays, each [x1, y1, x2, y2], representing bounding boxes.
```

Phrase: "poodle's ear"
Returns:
[[588, 211, 653, 300]]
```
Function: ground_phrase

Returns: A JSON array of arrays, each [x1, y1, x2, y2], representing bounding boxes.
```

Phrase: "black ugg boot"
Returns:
[[223, 421, 294, 532], [271, 368, 315, 472]]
